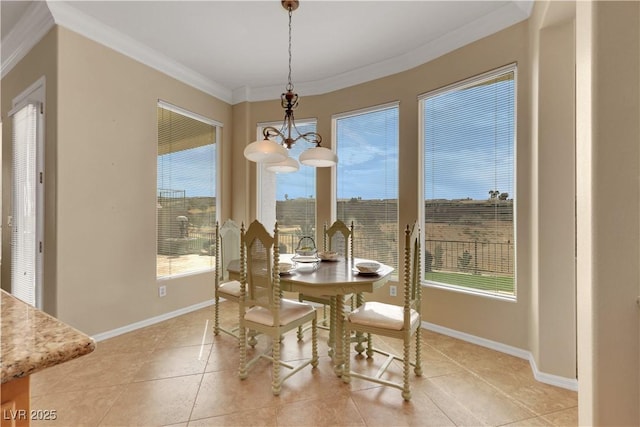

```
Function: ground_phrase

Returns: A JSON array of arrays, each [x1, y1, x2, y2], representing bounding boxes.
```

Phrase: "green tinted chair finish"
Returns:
[[343, 223, 423, 401], [238, 220, 319, 396]]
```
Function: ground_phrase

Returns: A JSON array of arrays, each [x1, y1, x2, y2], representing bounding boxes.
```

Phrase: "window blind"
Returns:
[[157, 104, 218, 278], [11, 103, 40, 306], [269, 121, 317, 253], [421, 65, 516, 296], [335, 104, 399, 270]]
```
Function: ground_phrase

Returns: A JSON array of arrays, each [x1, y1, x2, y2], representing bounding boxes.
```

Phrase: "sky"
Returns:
[[157, 77, 514, 202], [275, 77, 514, 201], [158, 144, 216, 198]]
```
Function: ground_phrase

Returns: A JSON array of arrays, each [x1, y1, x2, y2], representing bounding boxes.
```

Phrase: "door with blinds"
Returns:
[[10, 96, 44, 308]]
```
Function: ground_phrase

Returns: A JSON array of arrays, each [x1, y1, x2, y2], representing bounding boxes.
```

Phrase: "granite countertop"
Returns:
[[1, 289, 95, 384]]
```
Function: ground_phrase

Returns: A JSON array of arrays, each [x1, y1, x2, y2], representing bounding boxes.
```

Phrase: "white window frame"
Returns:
[[332, 101, 400, 273], [256, 118, 318, 231], [418, 63, 518, 301], [156, 100, 222, 280]]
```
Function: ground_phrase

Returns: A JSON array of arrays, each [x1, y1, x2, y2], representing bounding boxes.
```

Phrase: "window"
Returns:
[[258, 120, 316, 253], [334, 104, 399, 270], [420, 64, 516, 297], [157, 102, 220, 278]]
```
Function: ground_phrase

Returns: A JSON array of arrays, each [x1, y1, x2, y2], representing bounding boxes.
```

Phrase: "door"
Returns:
[[9, 79, 44, 308]]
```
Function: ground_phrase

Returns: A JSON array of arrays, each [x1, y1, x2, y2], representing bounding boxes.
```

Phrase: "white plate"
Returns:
[[279, 270, 295, 275]]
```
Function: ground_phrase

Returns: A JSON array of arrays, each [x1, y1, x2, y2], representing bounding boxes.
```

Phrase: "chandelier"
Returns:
[[243, 0, 338, 173]]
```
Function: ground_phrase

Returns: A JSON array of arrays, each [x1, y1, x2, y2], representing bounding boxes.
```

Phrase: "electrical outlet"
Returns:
[[389, 285, 397, 297], [159, 285, 167, 297]]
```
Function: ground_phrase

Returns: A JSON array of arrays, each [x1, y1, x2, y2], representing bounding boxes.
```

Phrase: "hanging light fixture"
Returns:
[[243, 0, 337, 173]]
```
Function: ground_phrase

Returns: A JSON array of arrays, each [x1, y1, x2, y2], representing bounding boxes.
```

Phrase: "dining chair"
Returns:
[[213, 219, 242, 339], [238, 220, 319, 396], [297, 220, 354, 356], [342, 222, 422, 401]]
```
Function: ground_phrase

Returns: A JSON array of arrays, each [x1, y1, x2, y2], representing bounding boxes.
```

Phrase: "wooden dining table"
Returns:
[[226, 255, 395, 375]]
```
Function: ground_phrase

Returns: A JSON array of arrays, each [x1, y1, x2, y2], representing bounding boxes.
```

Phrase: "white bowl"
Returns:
[[318, 251, 339, 261], [355, 261, 381, 273], [278, 262, 295, 273]]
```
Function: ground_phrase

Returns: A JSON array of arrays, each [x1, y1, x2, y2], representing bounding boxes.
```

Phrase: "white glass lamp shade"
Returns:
[[265, 156, 299, 173], [244, 138, 288, 163], [299, 146, 337, 167]]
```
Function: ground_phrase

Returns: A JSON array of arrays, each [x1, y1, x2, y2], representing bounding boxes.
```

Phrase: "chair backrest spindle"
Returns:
[[241, 220, 281, 323], [324, 220, 354, 261]]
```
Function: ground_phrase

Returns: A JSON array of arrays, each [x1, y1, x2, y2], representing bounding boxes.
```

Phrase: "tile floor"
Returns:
[[30, 301, 578, 426]]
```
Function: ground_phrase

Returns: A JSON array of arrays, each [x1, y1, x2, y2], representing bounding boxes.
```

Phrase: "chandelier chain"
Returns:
[[287, 6, 294, 92]]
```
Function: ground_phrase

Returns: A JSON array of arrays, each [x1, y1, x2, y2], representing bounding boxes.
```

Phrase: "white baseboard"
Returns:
[[90, 304, 578, 392], [423, 321, 578, 391], [92, 299, 215, 342]]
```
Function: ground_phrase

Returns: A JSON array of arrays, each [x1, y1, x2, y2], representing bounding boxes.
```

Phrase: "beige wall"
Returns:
[[238, 21, 534, 352], [4, 1, 640, 422], [2, 26, 233, 335], [55, 27, 233, 334], [576, 1, 640, 425], [528, 0, 577, 379], [1, 28, 59, 314]]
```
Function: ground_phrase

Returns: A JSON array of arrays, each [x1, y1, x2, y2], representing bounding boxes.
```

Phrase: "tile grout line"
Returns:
[[424, 341, 543, 423]]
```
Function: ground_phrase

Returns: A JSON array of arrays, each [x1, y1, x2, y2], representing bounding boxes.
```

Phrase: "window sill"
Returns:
[[422, 280, 517, 302], [157, 267, 215, 281]]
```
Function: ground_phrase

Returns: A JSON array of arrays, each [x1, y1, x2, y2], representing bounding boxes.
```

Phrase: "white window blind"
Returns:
[[421, 65, 516, 297], [335, 104, 399, 270], [157, 103, 218, 278], [259, 121, 317, 253], [11, 102, 41, 307]]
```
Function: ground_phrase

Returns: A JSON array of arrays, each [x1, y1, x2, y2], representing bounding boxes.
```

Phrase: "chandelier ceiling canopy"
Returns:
[[243, 0, 338, 173]]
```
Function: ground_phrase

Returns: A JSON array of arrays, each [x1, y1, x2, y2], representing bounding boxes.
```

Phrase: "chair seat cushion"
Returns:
[[218, 280, 242, 297], [245, 299, 315, 326], [348, 301, 420, 331]]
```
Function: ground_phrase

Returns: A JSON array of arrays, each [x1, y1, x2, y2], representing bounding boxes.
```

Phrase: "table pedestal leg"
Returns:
[[333, 293, 345, 376]]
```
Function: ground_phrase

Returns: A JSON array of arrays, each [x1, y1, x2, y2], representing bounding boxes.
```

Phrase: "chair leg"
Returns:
[[342, 324, 351, 384], [402, 332, 411, 401], [365, 333, 374, 358], [238, 326, 247, 380], [328, 297, 336, 357], [321, 304, 329, 327], [213, 295, 220, 335], [354, 293, 367, 355], [415, 329, 423, 376], [312, 317, 319, 367], [272, 332, 282, 396], [297, 294, 304, 340]]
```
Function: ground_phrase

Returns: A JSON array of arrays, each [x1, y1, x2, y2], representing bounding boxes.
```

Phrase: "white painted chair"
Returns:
[[238, 220, 319, 396], [297, 220, 356, 356], [213, 219, 242, 338], [343, 222, 423, 401]]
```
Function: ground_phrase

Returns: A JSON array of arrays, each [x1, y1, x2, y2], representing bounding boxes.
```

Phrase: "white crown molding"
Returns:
[[423, 321, 579, 392], [45, 0, 233, 104], [4, 1, 533, 105], [1, 1, 55, 79], [242, 1, 533, 103]]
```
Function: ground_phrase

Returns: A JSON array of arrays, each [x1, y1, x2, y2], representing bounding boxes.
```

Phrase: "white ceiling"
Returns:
[[1, 1, 533, 104]]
